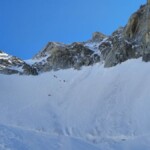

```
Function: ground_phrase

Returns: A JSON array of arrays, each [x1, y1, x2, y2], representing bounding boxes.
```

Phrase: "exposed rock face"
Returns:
[[1, 1, 150, 74], [124, 5, 146, 40], [91, 32, 106, 42], [32, 1, 150, 70], [101, 27, 141, 67], [0, 51, 38, 75], [102, 1, 150, 67], [32, 41, 102, 72], [0, 32, 106, 75]]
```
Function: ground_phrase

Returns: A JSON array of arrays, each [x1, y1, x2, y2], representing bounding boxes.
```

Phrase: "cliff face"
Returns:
[[31, 33, 106, 72], [103, 1, 150, 67], [33, 1, 150, 70], [1, 1, 150, 75]]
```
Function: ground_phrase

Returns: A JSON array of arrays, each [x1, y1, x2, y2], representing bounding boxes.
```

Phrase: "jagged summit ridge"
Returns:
[[31, 0, 150, 70], [0, 32, 105, 75], [29, 32, 107, 73], [1, 1, 150, 75]]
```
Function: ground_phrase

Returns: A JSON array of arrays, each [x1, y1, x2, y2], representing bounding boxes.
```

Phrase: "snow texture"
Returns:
[[1, 58, 150, 149]]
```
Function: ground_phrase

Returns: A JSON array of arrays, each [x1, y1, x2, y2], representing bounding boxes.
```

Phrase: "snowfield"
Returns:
[[1, 58, 150, 149]]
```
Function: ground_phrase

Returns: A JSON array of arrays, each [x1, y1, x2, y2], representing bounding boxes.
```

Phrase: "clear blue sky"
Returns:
[[0, 0, 146, 59]]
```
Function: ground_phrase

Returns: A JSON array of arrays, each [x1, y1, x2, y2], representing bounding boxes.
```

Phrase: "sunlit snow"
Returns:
[[1, 58, 150, 149]]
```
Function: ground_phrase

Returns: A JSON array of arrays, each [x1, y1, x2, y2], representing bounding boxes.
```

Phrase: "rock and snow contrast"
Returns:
[[0, 51, 37, 75], [1, 1, 150, 150]]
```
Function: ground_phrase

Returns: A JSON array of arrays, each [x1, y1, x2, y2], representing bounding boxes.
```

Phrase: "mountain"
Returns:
[[1, 1, 150, 150], [29, 1, 150, 70], [2, 1, 150, 75], [0, 32, 106, 75], [29, 32, 106, 73], [0, 51, 37, 75]]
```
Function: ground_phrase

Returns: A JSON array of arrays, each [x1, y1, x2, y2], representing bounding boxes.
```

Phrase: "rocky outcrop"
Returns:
[[0, 51, 38, 75], [101, 27, 141, 67], [90, 32, 107, 42], [32, 41, 102, 72], [0, 33, 106, 75], [101, 1, 150, 67], [1, 1, 150, 74]]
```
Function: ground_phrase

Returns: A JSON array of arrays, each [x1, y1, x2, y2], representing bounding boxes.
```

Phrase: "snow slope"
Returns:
[[0, 124, 100, 150], [1, 58, 150, 149]]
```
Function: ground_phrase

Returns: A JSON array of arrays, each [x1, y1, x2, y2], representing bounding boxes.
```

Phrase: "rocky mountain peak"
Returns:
[[32, 40, 102, 72], [1, 1, 150, 75], [91, 32, 106, 42], [102, 1, 150, 67], [33, 42, 66, 60]]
